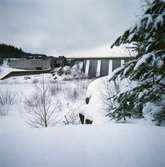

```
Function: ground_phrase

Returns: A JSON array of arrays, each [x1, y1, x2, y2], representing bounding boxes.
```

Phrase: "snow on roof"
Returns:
[[0, 65, 24, 80]]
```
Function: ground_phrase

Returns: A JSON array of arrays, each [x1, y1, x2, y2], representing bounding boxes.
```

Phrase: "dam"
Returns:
[[66, 56, 133, 78]]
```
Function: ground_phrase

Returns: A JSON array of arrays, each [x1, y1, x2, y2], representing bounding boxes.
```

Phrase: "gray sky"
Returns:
[[0, 0, 141, 56]]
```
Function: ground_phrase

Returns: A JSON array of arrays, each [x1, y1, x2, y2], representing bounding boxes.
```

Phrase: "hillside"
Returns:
[[0, 43, 47, 59]]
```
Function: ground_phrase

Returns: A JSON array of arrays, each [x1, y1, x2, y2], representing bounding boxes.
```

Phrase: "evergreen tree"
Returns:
[[107, 0, 165, 125]]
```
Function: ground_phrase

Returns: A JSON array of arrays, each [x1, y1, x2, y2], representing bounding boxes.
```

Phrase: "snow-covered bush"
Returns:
[[78, 77, 111, 124], [52, 62, 86, 80], [70, 63, 85, 79]]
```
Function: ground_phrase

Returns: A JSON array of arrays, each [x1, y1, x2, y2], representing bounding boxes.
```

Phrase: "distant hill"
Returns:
[[0, 44, 47, 59], [0, 44, 24, 58]]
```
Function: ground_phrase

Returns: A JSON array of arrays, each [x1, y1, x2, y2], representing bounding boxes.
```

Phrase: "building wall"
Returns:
[[8, 59, 51, 70]]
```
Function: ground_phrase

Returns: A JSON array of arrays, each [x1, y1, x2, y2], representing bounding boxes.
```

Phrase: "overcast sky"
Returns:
[[0, 0, 141, 56]]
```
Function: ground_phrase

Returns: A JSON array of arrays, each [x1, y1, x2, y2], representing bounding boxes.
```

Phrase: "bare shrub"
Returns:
[[0, 91, 16, 105], [0, 105, 9, 116], [65, 87, 80, 101], [49, 83, 62, 96], [0, 90, 16, 116], [81, 81, 89, 90], [32, 78, 39, 84], [72, 88, 79, 100], [24, 78, 62, 128], [63, 104, 80, 125]]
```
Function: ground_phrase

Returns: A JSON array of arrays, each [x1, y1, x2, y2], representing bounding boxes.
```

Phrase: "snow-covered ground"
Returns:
[[0, 73, 165, 167], [0, 61, 19, 79], [0, 74, 91, 126], [1, 122, 165, 167]]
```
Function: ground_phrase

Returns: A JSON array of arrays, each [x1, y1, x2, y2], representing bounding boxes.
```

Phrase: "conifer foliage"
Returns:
[[107, 0, 165, 125]]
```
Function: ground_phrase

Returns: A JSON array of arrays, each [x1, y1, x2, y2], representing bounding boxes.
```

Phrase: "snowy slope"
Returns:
[[0, 62, 13, 79], [0, 62, 23, 80], [0, 124, 165, 167]]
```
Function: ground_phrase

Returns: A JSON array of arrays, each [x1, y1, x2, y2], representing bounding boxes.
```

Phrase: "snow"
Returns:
[[0, 123, 165, 167], [109, 65, 125, 79], [0, 74, 91, 127], [0, 61, 26, 80], [80, 74, 139, 124], [85, 77, 108, 99], [128, 33, 134, 42], [133, 53, 152, 71], [134, 3, 165, 31], [0, 69, 164, 167], [154, 14, 164, 30], [156, 59, 164, 68], [0, 64, 13, 79], [134, 52, 165, 71], [80, 77, 110, 123], [52, 62, 86, 80], [143, 102, 163, 117], [142, 14, 153, 29]]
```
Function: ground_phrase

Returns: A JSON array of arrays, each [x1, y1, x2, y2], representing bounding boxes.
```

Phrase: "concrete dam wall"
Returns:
[[74, 57, 133, 78]]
